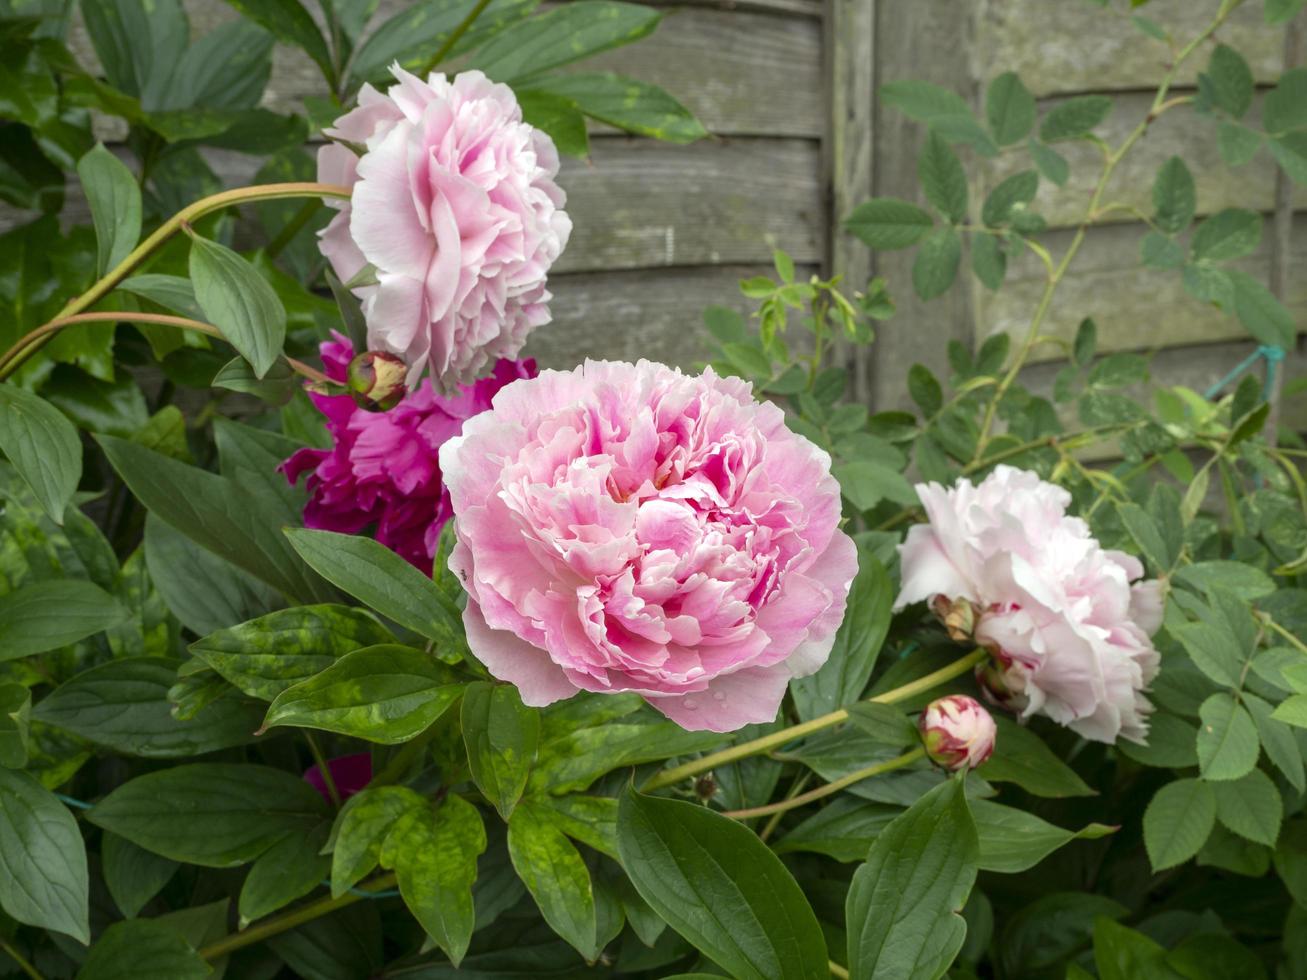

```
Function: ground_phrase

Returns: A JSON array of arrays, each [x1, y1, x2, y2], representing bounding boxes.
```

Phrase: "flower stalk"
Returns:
[[722, 748, 926, 821]]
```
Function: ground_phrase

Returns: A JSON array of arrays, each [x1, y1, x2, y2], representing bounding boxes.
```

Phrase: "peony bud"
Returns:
[[974, 656, 1026, 716], [930, 595, 978, 642], [347, 350, 408, 411], [919, 695, 997, 772]]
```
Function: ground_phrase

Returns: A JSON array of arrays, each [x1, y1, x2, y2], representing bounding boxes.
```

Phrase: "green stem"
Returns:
[[0, 182, 350, 376], [0, 938, 43, 980], [642, 649, 987, 791], [1265, 616, 1307, 656], [971, 2, 1238, 459], [367, 720, 444, 788], [829, 962, 850, 979], [759, 770, 811, 842], [723, 748, 926, 821], [304, 732, 342, 808], [198, 873, 397, 961], [418, 0, 495, 76]]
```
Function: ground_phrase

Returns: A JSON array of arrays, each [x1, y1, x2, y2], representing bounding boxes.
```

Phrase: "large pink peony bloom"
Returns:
[[439, 360, 859, 732], [318, 66, 571, 390], [280, 333, 535, 572], [894, 465, 1161, 744]]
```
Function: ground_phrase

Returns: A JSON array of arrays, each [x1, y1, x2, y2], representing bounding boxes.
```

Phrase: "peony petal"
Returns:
[[462, 597, 577, 707], [647, 664, 789, 732]]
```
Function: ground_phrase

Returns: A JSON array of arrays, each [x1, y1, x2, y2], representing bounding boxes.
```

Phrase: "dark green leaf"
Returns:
[[0, 768, 89, 943], [102, 832, 178, 919], [474, 1, 660, 82], [917, 132, 967, 223], [0, 682, 30, 768], [1229, 270, 1296, 350], [76, 918, 208, 980], [834, 460, 919, 512], [516, 89, 589, 157], [1270, 131, 1307, 184], [524, 73, 705, 143], [1144, 777, 1215, 870], [1039, 95, 1112, 142], [218, 0, 332, 84], [1190, 208, 1261, 262], [981, 170, 1038, 227], [1213, 768, 1282, 846], [88, 763, 328, 867], [238, 822, 331, 924], [1094, 918, 1174, 980], [1218, 122, 1263, 167], [189, 233, 287, 378], [77, 143, 140, 276], [0, 579, 127, 660], [1197, 693, 1259, 781], [618, 787, 828, 979], [972, 800, 1114, 873], [1264, 67, 1307, 135], [463, 681, 540, 819], [0, 383, 82, 524], [846, 777, 977, 980], [971, 231, 1006, 290], [1206, 44, 1254, 119], [977, 717, 1094, 797], [844, 198, 933, 250], [1152, 156, 1195, 234], [1029, 138, 1070, 185], [985, 72, 1035, 145], [912, 227, 961, 299]]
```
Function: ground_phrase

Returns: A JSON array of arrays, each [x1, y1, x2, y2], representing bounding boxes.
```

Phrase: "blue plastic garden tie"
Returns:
[[1203, 344, 1285, 401], [54, 793, 400, 899]]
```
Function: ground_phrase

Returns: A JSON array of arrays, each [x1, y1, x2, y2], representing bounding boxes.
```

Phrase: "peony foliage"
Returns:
[[0, 0, 1304, 978]]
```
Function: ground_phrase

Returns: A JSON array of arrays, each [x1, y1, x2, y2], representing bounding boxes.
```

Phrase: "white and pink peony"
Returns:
[[439, 360, 859, 732], [894, 465, 1162, 744], [318, 66, 571, 390]]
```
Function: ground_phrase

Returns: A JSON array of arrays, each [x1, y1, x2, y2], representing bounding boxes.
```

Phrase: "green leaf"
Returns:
[[0, 579, 127, 660], [218, 0, 332, 85], [1175, 561, 1276, 600], [1151, 156, 1195, 234], [0, 768, 89, 943], [1190, 208, 1262, 262], [80, 0, 187, 102], [191, 604, 392, 701], [33, 657, 262, 757], [981, 170, 1038, 228], [985, 72, 1035, 145], [284, 528, 461, 645], [76, 918, 209, 980], [844, 198, 934, 250], [1029, 138, 1070, 185], [1116, 503, 1169, 573], [211, 356, 296, 404], [917, 131, 967, 223], [239, 822, 330, 925], [1039, 95, 1112, 142], [1144, 777, 1215, 870], [1197, 693, 1260, 781], [971, 231, 1007, 290], [462, 682, 540, 820], [1213, 768, 1282, 846], [88, 763, 328, 867], [508, 800, 600, 961], [77, 143, 140, 277], [1264, 68, 1307, 135], [1274, 819, 1307, 908], [1140, 230, 1185, 269], [102, 832, 178, 919], [1229, 270, 1297, 350], [382, 795, 486, 966], [791, 547, 892, 721], [1206, 44, 1254, 119], [1166, 933, 1268, 980], [0, 682, 30, 768], [912, 227, 962, 300], [329, 786, 425, 898], [880, 79, 970, 123], [516, 89, 589, 157], [474, 1, 660, 82], [1266, 0, 1307, 23], [534, 794, 620, 859], [262, 644, 463, 744], [1272, 693, 1307, 728], [1245, 691, 1305, 790], [532, 717, 723, 796], [1218, 122, 1263, 167], [1118, 712, 1199, 768], [846, 777, 977, 979], [618, 787, 828, 979], [524, 73, 705, 143], [977, 717, 1094, 797], [1094, 918, 1174, 980], [972, 800, 1114, 874], [1270, 131, 1307, 184], [0, 383, 83, 525], [1073, 318, 1097, 366], [98, 435, 331, 604], [834, 460, 919, 512], [189, 233, 287, 379]]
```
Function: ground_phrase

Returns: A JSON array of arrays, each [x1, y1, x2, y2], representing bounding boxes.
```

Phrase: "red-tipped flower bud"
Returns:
[[346, 350, 407, 411], [919, 694, 996, 772]]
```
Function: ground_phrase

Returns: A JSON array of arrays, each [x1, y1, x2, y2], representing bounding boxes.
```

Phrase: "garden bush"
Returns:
[[0, 0, 1305, 977]]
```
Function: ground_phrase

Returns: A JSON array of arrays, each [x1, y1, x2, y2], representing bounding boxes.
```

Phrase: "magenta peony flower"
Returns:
[[439, 360, 859, 732], [919, 695, 996, 771], [894, 465, 1161, 744], [304, 752, 372, 803], [318, 66, 571, 390], [280, 333, 535, 572]]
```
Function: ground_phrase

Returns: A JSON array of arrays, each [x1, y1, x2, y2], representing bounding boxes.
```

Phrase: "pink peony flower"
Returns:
[[919, 695, 996, 771], [280, 333, 535, 572], [318, 66, 571, 390], [894, 465, 1161, 744], [439, 360, 859, 733], [304, 752, 372, 803]]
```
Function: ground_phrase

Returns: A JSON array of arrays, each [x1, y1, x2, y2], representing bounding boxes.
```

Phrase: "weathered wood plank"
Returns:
[[65, 1, 824, 139], [869, 0, 976, 412], [974, 92, 1306, 230], [972, 218, 1307, 362], [526, 263, 816, 368], [0, 137, 824, 275], [973, 0, 1287, 97]]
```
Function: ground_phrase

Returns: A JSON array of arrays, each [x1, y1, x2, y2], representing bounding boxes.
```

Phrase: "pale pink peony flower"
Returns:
[[919, 695, 996, 771], [280, 333, 535, 572], [318, 66, 571, 390], [439, 360, 859, 732], [894, 465, 1161, 744]]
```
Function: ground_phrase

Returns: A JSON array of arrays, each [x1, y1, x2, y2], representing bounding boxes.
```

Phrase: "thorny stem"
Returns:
[[642, 649, 986, 791], [0, 183, 350, 377], [723, 748, 926, 821], [197, 873, 398, 961], [971, 2, 1242, 459]]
